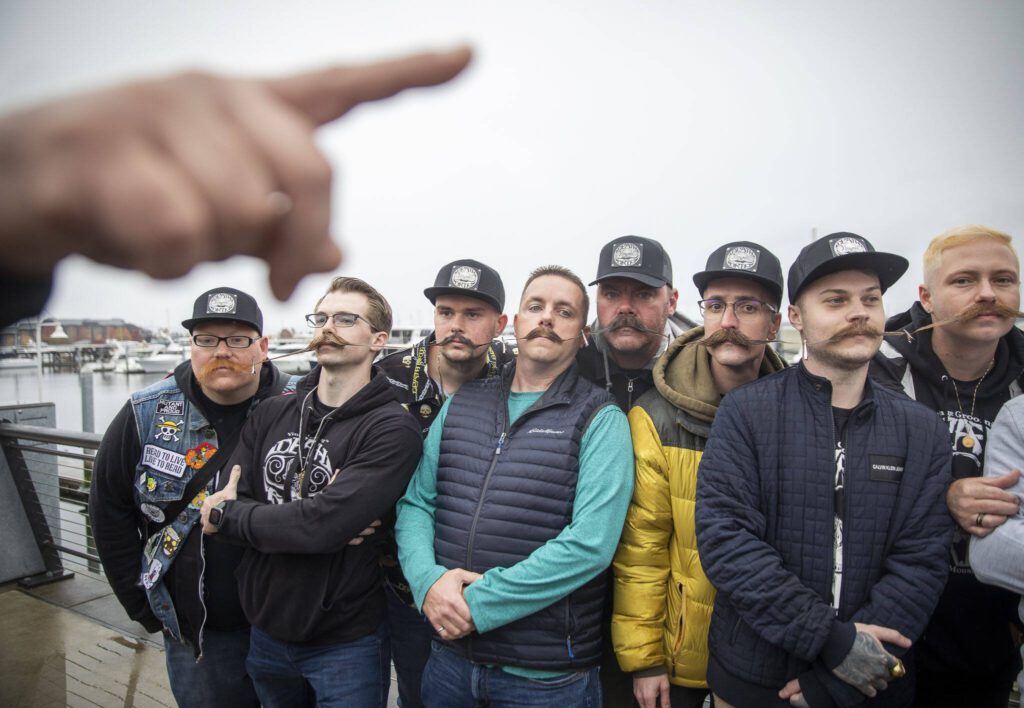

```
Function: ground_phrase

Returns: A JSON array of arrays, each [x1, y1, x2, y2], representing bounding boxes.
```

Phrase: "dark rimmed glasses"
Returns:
[[192, 334, 258, 348]]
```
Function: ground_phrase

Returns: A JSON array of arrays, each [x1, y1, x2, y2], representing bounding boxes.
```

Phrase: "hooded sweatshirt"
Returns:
[[217, 365, 423, 646], [612, 327, 786, 687], [870, 302, 1024, 686], [576, 317, 687, 411]]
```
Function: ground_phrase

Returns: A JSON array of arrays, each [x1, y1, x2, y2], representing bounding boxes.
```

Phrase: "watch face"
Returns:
[[209, 504, 224, 527]]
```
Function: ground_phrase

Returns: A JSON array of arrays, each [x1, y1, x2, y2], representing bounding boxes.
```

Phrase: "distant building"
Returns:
[[0, 318, 149, 348]]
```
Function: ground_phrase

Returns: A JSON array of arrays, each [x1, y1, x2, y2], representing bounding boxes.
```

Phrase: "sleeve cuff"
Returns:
[[797, 670, 838, 708], [820, 619, 856, 670], [634, 666, 668, 678]]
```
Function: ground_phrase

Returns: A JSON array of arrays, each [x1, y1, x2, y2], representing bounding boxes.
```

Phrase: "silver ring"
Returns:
[[266, 191, 293, 217], [976, 512, 985, 527], [436, 626, 445, 633]]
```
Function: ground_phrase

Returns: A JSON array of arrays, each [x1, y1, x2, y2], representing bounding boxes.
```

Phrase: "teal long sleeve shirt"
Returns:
[[395, 390, 634, 670]]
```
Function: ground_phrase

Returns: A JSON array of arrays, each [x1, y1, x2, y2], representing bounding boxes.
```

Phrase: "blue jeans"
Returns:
[[163, 627, 259, 708], [421, 640, 601, 707], [247, 623, 390, 708], [385, 582, 433, 708]]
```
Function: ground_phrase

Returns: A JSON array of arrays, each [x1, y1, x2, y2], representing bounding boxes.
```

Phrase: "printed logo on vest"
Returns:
[[156, 399, 185, 416], [869, 455, 905, 482], [142, 444, 188, 478], [527, 427, 566, 435]]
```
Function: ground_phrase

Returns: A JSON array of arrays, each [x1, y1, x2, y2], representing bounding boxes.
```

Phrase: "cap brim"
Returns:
[[181, 316, 262, 335], [423, 287, 502, 312], [693, 270, 784, 306], [792, 252, 909, 302], [590, 272, 669, 288]]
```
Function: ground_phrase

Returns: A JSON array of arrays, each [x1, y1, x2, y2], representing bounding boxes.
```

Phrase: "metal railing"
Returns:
[[0, 422, 104, 583]]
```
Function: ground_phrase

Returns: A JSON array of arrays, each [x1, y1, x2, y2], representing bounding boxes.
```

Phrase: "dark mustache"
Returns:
[[435, 333, 491, 349], [593, 315, 668, 339], [826, 322, 883, 344], [524, 326, 571, 343], [698, 328, 754, 348], [311, 332, 358, 348], [953, 302, 1024, 321]]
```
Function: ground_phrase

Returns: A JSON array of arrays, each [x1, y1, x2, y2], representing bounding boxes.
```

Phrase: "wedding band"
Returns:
[[889, 659, 906, 679], [436, 626, 445, 633], [976, 513, 985, 527], [267, 191, 294, 217]]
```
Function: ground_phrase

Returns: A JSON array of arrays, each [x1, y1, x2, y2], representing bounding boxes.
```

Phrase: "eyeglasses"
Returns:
[[192, 334, 258, 348], [698, 298, 777, 321], [305, 312, 370, 328]]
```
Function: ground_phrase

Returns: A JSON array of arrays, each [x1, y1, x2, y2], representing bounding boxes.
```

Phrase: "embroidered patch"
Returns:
[[161, 527, 181, 556], [156, 399, 185, 416], [185, 442, 217, 469], [449, 265, 481, 290], [154, 416, 183, 442], [142, 444, 187, 478], [142, 559, 162, 589], [830, 236, 867, 256], [611, 242, 642, 267], [723, 246, 759, 271], [140, 502, 165, 523], [207, 292, 237, 314]]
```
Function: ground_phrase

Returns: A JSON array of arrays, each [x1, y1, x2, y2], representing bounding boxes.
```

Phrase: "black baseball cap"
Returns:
[[692, 241, 784, 306], [181, 287, 263, 334], [590, 236, 673, 288], [787, 232, 909, 303], [424, 259, 505, 312]]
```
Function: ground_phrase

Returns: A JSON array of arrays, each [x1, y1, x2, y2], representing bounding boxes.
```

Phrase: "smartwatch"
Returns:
[[208, 501, 228, 529]]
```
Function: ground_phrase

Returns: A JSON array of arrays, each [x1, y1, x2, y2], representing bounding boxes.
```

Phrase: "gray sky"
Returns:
[[2, 0, 1022, 334]]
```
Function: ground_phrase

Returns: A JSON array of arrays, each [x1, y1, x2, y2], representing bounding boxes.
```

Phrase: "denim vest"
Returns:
[[131, 374, 296, 640]]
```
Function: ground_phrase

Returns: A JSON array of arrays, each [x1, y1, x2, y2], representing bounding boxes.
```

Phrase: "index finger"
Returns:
[[264, 46, 473, 126]]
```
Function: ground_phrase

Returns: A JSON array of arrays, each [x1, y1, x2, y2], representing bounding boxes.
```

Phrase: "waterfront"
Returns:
[[0, 368, 167, 434]]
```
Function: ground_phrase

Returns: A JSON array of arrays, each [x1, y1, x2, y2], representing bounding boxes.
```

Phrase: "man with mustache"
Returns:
[[870, 225, 1024, 707], [577, 235, 684, 412], [696, 233, 953, 707], [90, 286, 296, 707], [395, 266, 634, 706], [377, 258, 514, 708], [612, 241, 787, 708], [196, 277, 422, 706], [575, 235, 683, 704]]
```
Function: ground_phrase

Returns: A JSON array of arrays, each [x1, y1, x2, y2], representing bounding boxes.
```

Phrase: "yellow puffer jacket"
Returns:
[[611, 327, 785, 687]]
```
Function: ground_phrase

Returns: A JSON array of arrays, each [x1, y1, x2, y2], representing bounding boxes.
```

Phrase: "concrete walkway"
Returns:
[[0, 574, 401, 707]]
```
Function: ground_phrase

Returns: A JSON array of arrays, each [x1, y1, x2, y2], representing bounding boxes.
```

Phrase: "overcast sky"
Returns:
[[2, 1, 1022, 335]]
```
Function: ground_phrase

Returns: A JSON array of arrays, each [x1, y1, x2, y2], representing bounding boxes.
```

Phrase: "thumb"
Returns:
[[263, 46, 473, 126], [227, 464, 242, 489], [986, 469, 1022, 488]]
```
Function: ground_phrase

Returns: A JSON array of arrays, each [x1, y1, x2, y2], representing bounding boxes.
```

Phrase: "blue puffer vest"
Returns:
[[434, 362, 616, 670], [131, 372, 295, 642]]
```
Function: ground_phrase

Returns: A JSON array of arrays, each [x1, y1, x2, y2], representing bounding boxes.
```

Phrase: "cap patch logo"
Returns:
[[830, 237, 868, 256], [611, 243, 642, 268], [207, 292, 237, 314], [449, 266, 481, 290], [723, 246, 759, 271]]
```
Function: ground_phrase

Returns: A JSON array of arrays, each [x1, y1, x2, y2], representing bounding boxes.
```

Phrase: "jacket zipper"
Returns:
[[671, 582, 685, 656], [461, 389, 569, 659], [627, 377, 635, 409]]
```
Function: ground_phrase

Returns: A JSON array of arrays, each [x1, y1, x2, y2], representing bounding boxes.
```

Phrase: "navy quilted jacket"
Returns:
[[695, 364, 952, 708]]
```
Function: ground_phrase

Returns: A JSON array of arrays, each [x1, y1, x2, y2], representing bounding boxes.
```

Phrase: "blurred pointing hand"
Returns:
[[0, 46, 473, 299]]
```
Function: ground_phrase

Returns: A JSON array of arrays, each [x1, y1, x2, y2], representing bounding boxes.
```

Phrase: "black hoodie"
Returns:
[[218, 365, 422, 646], [870, 302, 1024, 687]]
